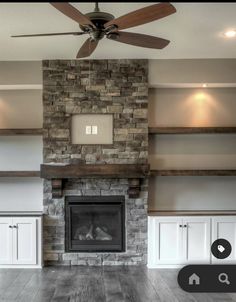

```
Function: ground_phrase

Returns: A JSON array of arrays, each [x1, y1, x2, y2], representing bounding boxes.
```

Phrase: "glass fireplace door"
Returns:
[[65, 196, 125, 252]]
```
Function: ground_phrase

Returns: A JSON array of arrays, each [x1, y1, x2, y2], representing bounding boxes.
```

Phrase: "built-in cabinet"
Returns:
[[148, 216, 236, 268], [148, 217, 183, 265], [212, 217, 236, 264], [0, 216, 42, 268], [183, 217, 211, 264]]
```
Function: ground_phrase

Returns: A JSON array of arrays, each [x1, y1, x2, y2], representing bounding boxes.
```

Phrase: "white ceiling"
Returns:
[[0, 2, 236, 60]]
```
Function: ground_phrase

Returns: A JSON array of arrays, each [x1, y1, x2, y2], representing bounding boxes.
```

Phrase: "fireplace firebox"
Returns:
[[65, 196, 125, 252]]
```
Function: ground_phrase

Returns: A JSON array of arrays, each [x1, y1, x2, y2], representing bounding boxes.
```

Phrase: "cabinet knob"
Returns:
[[9, 225, 13, 228], [13, 225, 17, 228], [179, 225, 182, 227], [183, 225, 187, 228]]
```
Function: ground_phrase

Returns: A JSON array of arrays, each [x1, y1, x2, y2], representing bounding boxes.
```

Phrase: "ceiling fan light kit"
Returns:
[[12, 2, 176, 58]]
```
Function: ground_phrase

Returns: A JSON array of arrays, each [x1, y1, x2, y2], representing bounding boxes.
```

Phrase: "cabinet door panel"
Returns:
[[212, 216, 236, 264], [149, 217, 183, 265], [183, 217, 211, 264], [12, 218, 37, 265], [0, 218, 12, 264]]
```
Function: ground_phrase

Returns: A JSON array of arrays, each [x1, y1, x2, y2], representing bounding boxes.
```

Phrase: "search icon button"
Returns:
[[218, 273, 230, 285]]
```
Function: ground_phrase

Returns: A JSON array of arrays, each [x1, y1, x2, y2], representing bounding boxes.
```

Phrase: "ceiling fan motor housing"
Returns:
[[80, 11, 115, 30], [80, 11, 115, 41]]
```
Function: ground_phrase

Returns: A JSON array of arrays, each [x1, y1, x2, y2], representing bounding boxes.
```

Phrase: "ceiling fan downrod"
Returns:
[[94, 2, 100, 12]]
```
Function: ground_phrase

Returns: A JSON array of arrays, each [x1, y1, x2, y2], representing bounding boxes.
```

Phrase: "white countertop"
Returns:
[[0, 211, 43, 216], [148, 211, 236, 216]]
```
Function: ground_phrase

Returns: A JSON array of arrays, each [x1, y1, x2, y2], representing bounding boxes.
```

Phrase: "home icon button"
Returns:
[[189, 273, 200, 285]]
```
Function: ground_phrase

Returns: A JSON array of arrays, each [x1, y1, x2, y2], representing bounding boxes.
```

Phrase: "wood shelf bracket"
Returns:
[[128, 178, 141, 198], [51, 179, 63, 199]]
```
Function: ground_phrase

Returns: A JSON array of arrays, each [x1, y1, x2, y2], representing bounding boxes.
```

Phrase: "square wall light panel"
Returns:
[[71, 114, 113, 144]]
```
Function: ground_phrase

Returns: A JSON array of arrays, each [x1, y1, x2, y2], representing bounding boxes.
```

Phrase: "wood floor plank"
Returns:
[[50, 267, 106, 302], [119, 266, 160, 302], [30, 268, 58, 302], [73, 267, 105, 302], [0, 270, 34, 301], [50, 267, 79, 302], [208, 293, 235, 301], [119, 272, 142, 302], [158, 269, 198, 302], [144, 268, 179, 302], [0, 269, 21, 291], [103, 267, 125, 302], [16, 271, 41, 302], [192, 292, 235, 302], [228, 294, 236, 302], [129, 267, 161, 302], [191, 293, 216, 302]]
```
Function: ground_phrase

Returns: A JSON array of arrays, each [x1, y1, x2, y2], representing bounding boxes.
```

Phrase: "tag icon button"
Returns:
[[211, 239, 232, 259], [218, 245, 225, 253]]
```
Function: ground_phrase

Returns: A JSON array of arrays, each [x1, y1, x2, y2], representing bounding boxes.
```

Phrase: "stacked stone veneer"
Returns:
[[43, 59, 148, 265]]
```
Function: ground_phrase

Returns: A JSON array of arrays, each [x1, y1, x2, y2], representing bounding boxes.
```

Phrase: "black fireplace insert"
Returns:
[[65, 196, 125, 252]]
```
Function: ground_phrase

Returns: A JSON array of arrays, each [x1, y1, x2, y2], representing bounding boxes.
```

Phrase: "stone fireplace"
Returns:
[[42, 59, 148, 265]]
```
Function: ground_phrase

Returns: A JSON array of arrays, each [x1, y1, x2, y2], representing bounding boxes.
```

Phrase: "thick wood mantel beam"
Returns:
[[41, 164, 149, 179], [41, 164, 150, 199]]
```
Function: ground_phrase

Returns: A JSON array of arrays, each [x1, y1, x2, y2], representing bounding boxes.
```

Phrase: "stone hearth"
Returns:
[[43, 59, 148, 265]]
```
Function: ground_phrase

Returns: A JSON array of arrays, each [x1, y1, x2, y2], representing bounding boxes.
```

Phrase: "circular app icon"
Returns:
[[211, 239, 232, 259]]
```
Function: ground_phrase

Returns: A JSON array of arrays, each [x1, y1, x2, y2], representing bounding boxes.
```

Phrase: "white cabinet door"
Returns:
[[183, 217, 211, 264], [0, 218, 13, 264], [148, 217, 183, 265], [212, 216, 236, 264], [12, 218, 37, 265]]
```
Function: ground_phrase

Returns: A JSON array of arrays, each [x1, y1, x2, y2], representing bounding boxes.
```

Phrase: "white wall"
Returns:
[[149, 176, 236, 211], [0, 136, 42, 170], [0, 61, 43, 212], [149, 88, 236, 127], [149, 59, 236, 87], [0, 61, 42, 85], [149, 73, 236, 211], [0, 178, 43, 211], [149, 134, 236, 170], [0, 90, 42, 128]]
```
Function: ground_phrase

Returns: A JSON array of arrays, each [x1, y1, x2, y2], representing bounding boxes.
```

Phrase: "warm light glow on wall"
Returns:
[[194, 92, 206, 103], [0, 98, 12, 127], [224, 30, 236, 38], [186, 90, 224, 126]]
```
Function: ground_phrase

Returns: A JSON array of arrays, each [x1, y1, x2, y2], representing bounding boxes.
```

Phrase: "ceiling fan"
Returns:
[[12, 2, 176, 58]]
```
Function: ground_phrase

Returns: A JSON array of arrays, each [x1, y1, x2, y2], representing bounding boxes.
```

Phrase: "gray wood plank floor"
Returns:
[[0, 266, 234, 302]]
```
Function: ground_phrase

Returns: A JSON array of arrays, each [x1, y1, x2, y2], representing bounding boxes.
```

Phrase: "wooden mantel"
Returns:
[[40, 164, 150, 198]]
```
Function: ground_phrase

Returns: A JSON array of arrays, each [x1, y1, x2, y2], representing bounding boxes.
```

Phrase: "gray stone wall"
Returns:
[[43, 59, 149, 265]]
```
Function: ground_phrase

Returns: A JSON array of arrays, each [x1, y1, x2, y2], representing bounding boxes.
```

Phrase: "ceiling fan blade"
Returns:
[[104, 3, 176, 30], [76, 38, 99, 58], [50, 3, 95, 28], [11, 32, 86, 38], [107, 31, 170, 49]]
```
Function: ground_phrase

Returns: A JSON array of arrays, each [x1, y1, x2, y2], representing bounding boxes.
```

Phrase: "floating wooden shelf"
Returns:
[[0, 128, 43, 136], [149, 83, 236, 89], [148, 127, 236, 135], [0, 171, 40, 177], [0, 84, 42, 90], [41, 164, 150, 199], [148, 210, 236, 216], [150, 170, 236, 176]]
